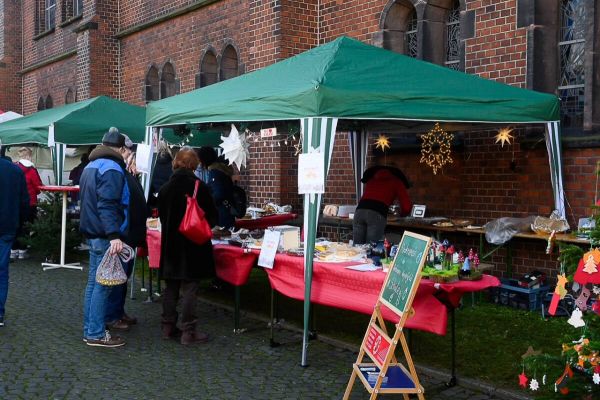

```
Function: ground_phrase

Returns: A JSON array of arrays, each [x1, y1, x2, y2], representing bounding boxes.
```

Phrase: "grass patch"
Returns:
[[190, 268, 572, 395]]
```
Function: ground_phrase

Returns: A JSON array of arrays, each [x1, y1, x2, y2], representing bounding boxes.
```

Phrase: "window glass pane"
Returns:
[[445, 1, 460, 70], [45, 0, 56, 29], [75, 0, 83, 16], [560, 87, 584, 128], [559, 0, 585, 128], [405, 10, 417, 58]]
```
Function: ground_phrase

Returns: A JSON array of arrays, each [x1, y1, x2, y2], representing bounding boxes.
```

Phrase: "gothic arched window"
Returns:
[[145, 66, 159, 103], [65, 88, 75, 104], [160, 62, 177, 99], [199, 50, 218, 87], [220, 45, 239, 81], [45, 95, 53, 109], [37, 97, 45, 111], [382, 1, 419, 57]]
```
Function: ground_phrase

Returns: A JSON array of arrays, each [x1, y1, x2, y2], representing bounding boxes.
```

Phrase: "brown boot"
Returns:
[[180, 331, 209, 345], [161, 323, 181, 340]]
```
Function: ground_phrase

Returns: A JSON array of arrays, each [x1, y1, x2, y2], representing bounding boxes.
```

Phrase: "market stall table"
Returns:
[[235, 213, 297, 230], [39, 185, 83, 271]]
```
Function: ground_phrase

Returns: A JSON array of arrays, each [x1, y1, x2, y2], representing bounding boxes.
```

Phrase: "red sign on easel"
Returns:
[[365, 325, 392, 367]]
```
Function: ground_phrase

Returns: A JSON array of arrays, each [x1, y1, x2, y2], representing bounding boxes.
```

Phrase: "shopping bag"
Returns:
[[96, 244, 134, 286], [179, 180, 213, 245]]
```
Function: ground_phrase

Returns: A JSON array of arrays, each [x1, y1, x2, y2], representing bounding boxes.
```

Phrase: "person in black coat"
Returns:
[[157, 147, 217, 345]]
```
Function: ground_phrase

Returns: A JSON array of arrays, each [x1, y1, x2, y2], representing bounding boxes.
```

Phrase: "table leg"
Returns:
[[233, 286, 247, 334], [269, 288, 280, 347], [445, 308, 457, 387], [144, 268, 154, 303], [42, 191, 82, 271]]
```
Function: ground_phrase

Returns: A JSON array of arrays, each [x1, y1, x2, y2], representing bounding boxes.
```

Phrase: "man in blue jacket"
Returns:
[[0, 157, 29, 327], [79, 127, 131, 347]]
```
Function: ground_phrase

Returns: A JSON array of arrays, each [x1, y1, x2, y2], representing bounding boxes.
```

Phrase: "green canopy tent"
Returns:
[[145, 36, 561, 366], [0, 96, 146, 184]]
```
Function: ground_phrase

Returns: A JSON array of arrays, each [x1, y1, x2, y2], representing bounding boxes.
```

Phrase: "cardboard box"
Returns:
[[270, 225, 301, 251]]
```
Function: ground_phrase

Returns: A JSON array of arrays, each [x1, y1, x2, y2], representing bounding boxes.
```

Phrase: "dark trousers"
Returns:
[[161, 279, 199, 332]]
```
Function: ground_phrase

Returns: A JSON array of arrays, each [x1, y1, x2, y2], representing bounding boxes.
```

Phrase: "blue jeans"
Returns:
[[105, 257, 134, 323], [0, 234, 15, 319], [83, 238, 113, 339]]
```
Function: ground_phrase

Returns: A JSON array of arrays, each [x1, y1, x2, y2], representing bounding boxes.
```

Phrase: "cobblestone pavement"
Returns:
[[0, 258, 529, 400]]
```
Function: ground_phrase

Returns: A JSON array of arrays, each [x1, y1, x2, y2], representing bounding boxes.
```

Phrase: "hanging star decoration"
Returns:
[[594, 372, 600, 385], [519, 372, 529, 388], [219, 124, 250, 170], [495, 127, 514, 148], [529, 378, 539, 391], [420, 123, 454, 175], [521, 346, 542, 359], [294, 135, 303, 156], [374, 134, 390, 152]]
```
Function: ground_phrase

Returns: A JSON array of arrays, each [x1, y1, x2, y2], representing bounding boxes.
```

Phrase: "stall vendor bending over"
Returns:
[[352, 164, 412, 244]]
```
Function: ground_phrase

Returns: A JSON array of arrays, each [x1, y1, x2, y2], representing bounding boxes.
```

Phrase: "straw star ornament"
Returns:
[[374, 134, 390, 152], [495, 127, 514, 148]]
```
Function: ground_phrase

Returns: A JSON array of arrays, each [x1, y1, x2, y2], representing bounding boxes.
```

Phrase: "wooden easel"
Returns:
[[343, 231, 432, 400]]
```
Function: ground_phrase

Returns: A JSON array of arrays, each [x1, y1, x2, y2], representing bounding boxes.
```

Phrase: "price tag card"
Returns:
[[257, 229, 281, 269]]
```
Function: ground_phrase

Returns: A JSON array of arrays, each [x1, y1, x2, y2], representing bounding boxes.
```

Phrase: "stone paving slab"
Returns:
[[0, 259, 529, 399]]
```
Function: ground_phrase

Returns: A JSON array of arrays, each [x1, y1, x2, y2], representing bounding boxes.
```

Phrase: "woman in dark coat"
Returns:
[[157, 147, 217, 345]]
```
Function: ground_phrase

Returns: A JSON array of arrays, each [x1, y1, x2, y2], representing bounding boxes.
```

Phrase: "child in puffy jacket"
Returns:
[[11, 147, 42, 259]]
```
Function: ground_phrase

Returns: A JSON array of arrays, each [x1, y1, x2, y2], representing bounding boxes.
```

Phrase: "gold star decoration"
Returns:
[[495, 127, 514, 148], [420, 123, 454, 175], [374, 134, 390, 152]]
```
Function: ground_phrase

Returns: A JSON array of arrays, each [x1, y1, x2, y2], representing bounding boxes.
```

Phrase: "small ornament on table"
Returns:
[[445, 245, 455, 269], [472, 251, 480, 268], [383, 237, 391, 259], [460, 258, 471, 277], [468, 248, 475, 262], [457, 250, 465, 265]]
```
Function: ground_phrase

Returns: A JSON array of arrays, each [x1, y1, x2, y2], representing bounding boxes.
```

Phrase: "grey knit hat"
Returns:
[[102, 127, 125, 147]]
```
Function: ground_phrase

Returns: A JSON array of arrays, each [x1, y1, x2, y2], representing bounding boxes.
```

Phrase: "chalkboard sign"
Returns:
[[380, 231, 431, 316]]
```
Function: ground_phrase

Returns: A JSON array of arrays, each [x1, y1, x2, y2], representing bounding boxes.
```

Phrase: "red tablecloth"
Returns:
[[265, 254, 500, 336], [235, 213, 297, 230], [213, 245, 258, 286], [146, 230, 161, 269], [144, 235, 499, 335], [40, 185, 80, 192]]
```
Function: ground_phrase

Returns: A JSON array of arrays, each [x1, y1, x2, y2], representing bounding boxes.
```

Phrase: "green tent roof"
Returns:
[[0, 96, 146, 146], [146, 36, 559, 127]]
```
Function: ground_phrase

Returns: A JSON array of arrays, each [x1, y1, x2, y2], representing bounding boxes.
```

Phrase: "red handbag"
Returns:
[[178, 180, 213, 245]]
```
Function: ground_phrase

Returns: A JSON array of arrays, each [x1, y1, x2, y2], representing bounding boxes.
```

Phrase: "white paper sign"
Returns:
[[260, 127, 277, 138], [298, 152, 324, 194], [258, 230, 281, 269], [136, 143, 152, 174]]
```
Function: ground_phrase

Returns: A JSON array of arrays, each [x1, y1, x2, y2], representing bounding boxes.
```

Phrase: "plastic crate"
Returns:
[[489, 278, 550, 311]]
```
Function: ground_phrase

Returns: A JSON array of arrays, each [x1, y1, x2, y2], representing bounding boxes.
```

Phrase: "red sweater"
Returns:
[[17, 162, 42, 206], [357, 169, 411, 217]]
